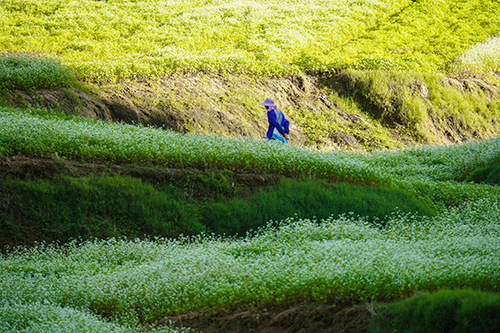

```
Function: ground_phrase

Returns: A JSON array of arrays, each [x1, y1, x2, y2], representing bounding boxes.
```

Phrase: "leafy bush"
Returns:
[[369, 289, 500, 333], [0, 53, 74, 90]]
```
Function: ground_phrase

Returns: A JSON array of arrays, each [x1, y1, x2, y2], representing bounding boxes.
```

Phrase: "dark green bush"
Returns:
[[201, 178, 436, 235], [369, 289, 500, 333], [466, 162, 500, 186], [0, 53, 74, 90]]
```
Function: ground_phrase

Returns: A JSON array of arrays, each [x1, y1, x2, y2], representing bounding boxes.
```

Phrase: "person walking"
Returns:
[[259, 97, 290, 143]]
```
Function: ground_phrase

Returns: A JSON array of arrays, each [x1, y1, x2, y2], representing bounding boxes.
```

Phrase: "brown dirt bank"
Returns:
[[159, 303, 372, 333], [0, 154, 282, 198], [3, 71, 499, 151]]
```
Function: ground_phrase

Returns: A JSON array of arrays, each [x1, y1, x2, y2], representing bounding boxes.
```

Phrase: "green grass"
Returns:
[[451, 33, 500, 73], [0, 174, 437, 246], [1, 0, 499, 80], [369, 289, 500, 333], [317, 69, 500, 147], [0, 53, 74, 90]]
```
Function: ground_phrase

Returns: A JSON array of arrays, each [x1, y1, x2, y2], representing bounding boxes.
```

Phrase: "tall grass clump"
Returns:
[[0, 53, 74, 90], [369, 289, 500, 333], [201, 179, 436, 235]]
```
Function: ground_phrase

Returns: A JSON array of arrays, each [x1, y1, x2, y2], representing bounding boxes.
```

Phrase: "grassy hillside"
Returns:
[[1, 0, 500, 332], [1, 0, 499, 80]]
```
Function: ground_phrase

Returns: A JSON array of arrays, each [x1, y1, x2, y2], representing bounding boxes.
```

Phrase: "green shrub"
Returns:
[[0, 53, 74, 90], [369, 289, 500, 333], [466, 162, 500, 186], [201, 178, 436, 235]]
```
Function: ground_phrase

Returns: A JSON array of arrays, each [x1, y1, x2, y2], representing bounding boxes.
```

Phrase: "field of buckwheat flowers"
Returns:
[[1, 0, 499, 79], [1, 105, 500, 332], [2, 0, 500, 330]]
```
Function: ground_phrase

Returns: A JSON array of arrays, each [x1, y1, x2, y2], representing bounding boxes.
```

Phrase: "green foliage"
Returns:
[[369, 289, 500, 333], [0, 174, 435, 246], [0, 302, 137, 333], [201, 179, 436, 235], [466, 162, 500, 186], [1, 175, 204, 244], [1, 0, 499, 80], [0, 53, 74, 90]]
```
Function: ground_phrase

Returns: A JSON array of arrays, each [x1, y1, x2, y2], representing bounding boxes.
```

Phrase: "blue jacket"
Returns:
[[267, 109, 289, 140]]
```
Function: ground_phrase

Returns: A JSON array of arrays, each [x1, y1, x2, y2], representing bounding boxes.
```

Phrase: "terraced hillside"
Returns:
[[1, 0, 500, 332]]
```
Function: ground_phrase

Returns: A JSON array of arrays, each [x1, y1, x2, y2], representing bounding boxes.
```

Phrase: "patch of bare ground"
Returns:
[[159, 303, 372, 333]]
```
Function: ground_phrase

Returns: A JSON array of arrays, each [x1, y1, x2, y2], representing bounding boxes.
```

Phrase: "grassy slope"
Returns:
[[1, 0, 500, 332], [1, 0, 499, 78]]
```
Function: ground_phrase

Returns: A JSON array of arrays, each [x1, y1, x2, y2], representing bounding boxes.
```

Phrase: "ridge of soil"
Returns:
[[158, 303, 372, 333], [0, 154, 282, 197]]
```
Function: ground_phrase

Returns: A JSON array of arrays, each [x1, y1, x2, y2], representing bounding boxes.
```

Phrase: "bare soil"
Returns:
[[159, 303, 372, 333]]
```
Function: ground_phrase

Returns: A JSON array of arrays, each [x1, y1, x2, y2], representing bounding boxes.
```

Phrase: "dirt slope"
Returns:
[[160, 303, 372, 333], [3, 71, 499, 151]]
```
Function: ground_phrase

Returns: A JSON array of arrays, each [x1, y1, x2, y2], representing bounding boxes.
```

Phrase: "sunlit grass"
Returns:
[[2, 0, 499, 80]]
